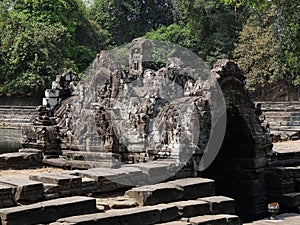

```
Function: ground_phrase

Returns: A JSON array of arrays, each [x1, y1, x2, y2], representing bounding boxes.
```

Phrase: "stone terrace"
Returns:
[[258, 101, 300, 141], [0, 169, 242, 225], [0, 106, 36, 127]]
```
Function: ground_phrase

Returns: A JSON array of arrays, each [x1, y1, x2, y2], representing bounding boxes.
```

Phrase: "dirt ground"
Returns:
[[0, 167, 64, 178], [272, 140, 300, 152]]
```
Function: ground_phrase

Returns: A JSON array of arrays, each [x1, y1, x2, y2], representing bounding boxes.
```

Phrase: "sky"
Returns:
[[82, 0, 94, 7]]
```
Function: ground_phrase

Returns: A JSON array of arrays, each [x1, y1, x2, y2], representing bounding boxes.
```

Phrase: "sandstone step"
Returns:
[[0, 152, 43, 169], [29, 173, 82, 187], [42, 157, 115, 169], [188, 214, 242, 225], [124, 162, 173, 183], [167, 178, 216, 200], [270, 126, 300, 131], [169, 200, 211, 217], [52, 207, 163, 225], [76, 166, 149, 187], [0, 196, 97, 225], [51, 203, 234, 225], [0, 177, 43, 203], [0, 118, 31, 123], [96, 196, 138, 210], [125, 178, 215, 206], [18, 148, 43, 156], [0, 184, 16, 208], [126, 183, 183, 206], [285, 166, 300, 178], [156, 221, 191, 225], [198, 196, 235, 215], [62, 150, 117, 160], [281, 192, 300, 208]]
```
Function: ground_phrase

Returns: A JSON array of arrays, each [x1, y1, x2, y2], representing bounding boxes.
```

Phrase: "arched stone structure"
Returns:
[[204, 60, 272, 221], [22, 39, 272, 222]]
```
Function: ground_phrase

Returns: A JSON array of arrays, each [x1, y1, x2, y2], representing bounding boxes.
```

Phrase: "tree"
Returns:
[[146, 0, 240, 65], [0, 0, 107, 96], [0, 13, 72, 95], [223, 0, 300, 99], [89, 0, 176, 46]]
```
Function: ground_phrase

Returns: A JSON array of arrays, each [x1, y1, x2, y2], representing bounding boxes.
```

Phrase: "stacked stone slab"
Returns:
[[0, 106, 36, 127], [265, 165, 300, 213], [0, 175, 241, 225], [0, 177, 43, 203], [0, 152, 42, 169], [0, 196, 97, 225], [257, 101, 300, 141], [0, 185, 15, 208], [50, 178, 240, 225], [267, 151, 300, 167]]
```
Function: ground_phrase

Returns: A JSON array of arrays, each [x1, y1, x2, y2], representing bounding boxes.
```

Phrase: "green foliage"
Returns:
[[0, 0, 299, 99], [145, 24, 193, 47], [89, 0, 176, 46], [146, 0, 239, 65], [228, 0, 300, 99], [0, 0, 105, 96]]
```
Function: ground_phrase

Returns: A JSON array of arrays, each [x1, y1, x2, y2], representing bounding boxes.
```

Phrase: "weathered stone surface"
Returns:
[[117, 166, 149, 185], [0, 152, 42, 169], [76, 168, 128, 192], [0, 196, 97, 225], [167, 178, 215, 200], [157, 221, 191, 225], [0, 177, 43, 202], [237, 157, 267, 169], [154, 204, 180, 222], [233, 178, 267, 198], [170, 200, 210, 217], [77, 168, 126, 183], [281, 193, 300, 208], [128, 163, 170, 183], [189, 214, 241, 225], [0, 203, 57, 225], [286, 166, 300, 178], [199, 196, 235, 215], [96, 196, 138, 210], [18, 148, 43, 157], [29, 173, 82, 187], [0, 184, 15, 208], [126, 183, 183, 206], [81, 177, 98, 194], [56, 207, 161, 225], [42, 196, 97, 219]]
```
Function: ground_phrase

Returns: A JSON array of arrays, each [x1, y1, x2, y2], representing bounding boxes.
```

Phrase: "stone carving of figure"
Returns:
[[173, 124, 181, 143], [131, 48, 143, 76]]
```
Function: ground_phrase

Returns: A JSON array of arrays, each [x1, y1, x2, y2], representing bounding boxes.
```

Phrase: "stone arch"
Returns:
[[203, 59, 272, 222]]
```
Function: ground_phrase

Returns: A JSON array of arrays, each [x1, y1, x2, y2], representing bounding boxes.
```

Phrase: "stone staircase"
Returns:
[[266, 150, 300, 214], [0, 173, 241, 225], [0, 106, 36, 127], [257, 101, 300, 141]]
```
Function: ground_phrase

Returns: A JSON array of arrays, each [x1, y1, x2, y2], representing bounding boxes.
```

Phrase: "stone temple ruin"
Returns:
[[20, 38, 274, 222]]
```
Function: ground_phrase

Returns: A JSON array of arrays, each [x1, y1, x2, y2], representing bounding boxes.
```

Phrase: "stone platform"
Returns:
[[258, 101, 300, 141], [0, 172, 241, 225], [245, 213, 300, 225], [0, 105, 36, 127]]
